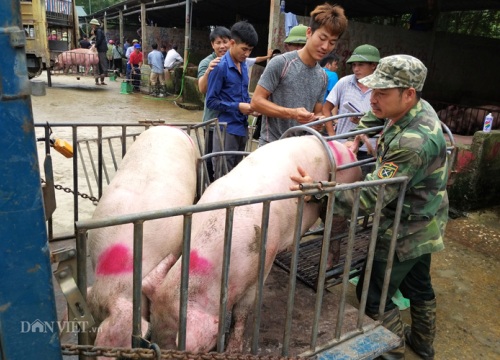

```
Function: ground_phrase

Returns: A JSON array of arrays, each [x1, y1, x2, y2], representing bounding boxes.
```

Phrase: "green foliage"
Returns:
[[353, 10, 500, 39], [439, 10, 500, 39], [76, 0, 122, 15]]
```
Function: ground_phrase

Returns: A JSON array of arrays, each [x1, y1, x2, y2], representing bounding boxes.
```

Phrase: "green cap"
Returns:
[[284, 25, 307, 44], [359, 55, 427, 91], [346, 44, 380, 63]]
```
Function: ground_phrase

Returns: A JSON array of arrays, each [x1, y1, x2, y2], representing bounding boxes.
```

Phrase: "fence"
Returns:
[[40, 116, 456, 359], [429, 100, 500, 135], [73, 151, 408, 359]]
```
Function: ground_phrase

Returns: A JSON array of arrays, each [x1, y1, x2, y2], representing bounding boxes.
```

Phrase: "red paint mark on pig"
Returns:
[[327, 141, 356, 166], [96, 244, 134, 275], [189, 250, 212, 275]]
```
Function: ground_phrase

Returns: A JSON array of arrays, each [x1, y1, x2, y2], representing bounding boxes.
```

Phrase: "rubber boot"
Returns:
[[368, 307, 405, 359], [404, 298, 436, 360]]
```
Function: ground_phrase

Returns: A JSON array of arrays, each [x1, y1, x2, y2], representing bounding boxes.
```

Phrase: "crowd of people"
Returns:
[[196, 3, 447, 360], [77, 18, 184, 92], [75, 6, 447, 358]]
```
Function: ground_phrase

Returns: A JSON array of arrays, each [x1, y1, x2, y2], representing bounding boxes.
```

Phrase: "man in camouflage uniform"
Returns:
[[292, 54, 448, 359]]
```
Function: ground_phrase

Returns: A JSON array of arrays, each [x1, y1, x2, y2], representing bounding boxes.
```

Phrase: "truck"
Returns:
[[20, 0, 79, 84]]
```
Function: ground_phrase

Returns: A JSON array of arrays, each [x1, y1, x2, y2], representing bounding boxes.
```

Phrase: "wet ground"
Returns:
[[31, 73, 500, 359]]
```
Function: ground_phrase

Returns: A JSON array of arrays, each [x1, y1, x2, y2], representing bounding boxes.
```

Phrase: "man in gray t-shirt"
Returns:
[[256, 51, 326, 146], [250, 4, 348, 147]]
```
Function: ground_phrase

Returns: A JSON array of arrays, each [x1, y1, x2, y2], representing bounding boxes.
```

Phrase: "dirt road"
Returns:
[[32, 74, 500, 359]]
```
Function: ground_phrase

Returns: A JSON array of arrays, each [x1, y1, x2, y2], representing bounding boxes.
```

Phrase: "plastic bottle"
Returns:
[[483, 113, 493, 133], [280, 0, 285, 13]]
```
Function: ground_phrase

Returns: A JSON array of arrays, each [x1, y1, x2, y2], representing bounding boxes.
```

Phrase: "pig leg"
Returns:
[[225, 284, 257, 353]]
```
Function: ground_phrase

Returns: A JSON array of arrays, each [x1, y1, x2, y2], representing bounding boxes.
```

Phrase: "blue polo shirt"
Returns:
[[206, 51, 250, 137]]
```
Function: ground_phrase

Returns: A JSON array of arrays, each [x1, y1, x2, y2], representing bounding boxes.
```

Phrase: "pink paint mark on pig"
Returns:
[[327, 141, 357, 165], [166, 125, 195, 146], [96, 244, 134, 276], [189, 250, 212, 275]]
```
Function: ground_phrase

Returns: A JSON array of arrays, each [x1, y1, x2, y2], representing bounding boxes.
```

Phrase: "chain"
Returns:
[[41, 178, 99, 203], [61, 344, 303, 360]]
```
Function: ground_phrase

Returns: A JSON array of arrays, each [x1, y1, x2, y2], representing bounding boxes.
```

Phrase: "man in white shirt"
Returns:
[[164, 45, 183, 80]]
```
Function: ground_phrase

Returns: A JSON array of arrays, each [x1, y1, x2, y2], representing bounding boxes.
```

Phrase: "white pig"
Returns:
[[86, 126, 198, 352], [142, 136, 361, 353]]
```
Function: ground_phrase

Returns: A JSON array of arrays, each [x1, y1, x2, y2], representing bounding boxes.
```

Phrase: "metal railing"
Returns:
[[35, 121, 225, 241], [75, 174, 408, 357]]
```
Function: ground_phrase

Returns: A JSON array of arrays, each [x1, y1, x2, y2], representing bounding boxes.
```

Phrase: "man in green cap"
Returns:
[[323, 44, 380, 160], [292, 54, 448, 360], [284, 24, 307, 51]]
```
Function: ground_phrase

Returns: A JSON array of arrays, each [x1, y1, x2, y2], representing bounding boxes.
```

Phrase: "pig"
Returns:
[[85, 126, 199, 353], [142, 136, 361, 353], [54, 46, 98, 76]]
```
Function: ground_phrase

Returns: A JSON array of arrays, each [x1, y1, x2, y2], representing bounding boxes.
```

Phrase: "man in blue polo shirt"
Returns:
[[206, 21, 258, 177]]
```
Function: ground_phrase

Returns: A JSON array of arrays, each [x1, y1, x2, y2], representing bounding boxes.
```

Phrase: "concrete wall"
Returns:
[[448, 131, 500, 211]]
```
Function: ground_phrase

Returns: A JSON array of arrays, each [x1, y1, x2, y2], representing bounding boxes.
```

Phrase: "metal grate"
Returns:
[[274, 227, 371, 291]]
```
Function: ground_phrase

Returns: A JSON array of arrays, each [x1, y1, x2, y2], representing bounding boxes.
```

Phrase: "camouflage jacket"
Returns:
[[335, 99, 448, 261]]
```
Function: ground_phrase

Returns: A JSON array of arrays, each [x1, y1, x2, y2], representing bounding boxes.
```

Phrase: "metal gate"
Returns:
[[45, 117, 456, 359]]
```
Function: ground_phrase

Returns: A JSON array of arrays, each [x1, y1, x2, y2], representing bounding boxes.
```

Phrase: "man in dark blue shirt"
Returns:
[[206, 21, 258, 177]]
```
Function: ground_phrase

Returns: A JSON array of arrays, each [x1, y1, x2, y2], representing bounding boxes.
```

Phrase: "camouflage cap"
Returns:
[[359, 55, 427, 91]]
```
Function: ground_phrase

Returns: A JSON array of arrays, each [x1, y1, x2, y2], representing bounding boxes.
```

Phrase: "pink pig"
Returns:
[[86, 126, 199, 353], [54, 46, 98, 76], [142, 136, 361, 353]]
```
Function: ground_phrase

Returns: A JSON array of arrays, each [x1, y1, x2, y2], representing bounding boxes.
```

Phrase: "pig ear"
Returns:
[[142, 254, 177, 299]]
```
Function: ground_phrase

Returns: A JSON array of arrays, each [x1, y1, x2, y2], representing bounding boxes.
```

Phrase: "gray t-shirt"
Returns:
[[257, 51, 327, 146], [198, 52, 220, 123]]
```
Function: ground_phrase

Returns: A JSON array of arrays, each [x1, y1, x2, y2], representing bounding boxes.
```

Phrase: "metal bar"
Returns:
[[101, 143, 111, 185], [97, 126, 104, 198], [251, 201, 271, 354], [132, 221, 144, 348], [73, 125, 79, 226], [177, 214, 193, 350], [310, 192, 336, 350], [76, 177, 409, 231], [76, 229, 88, 359], [357, 185, 387, 328], [282, 197, 306, 356], [216, 207, 235, 352], [77, 141, 95, 199], [121, 125, 127, 158], [335, 189, 361, 339], [85, 140, 99, 192], [108, 137, 119, 171], [378, 179, 408, 319]]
